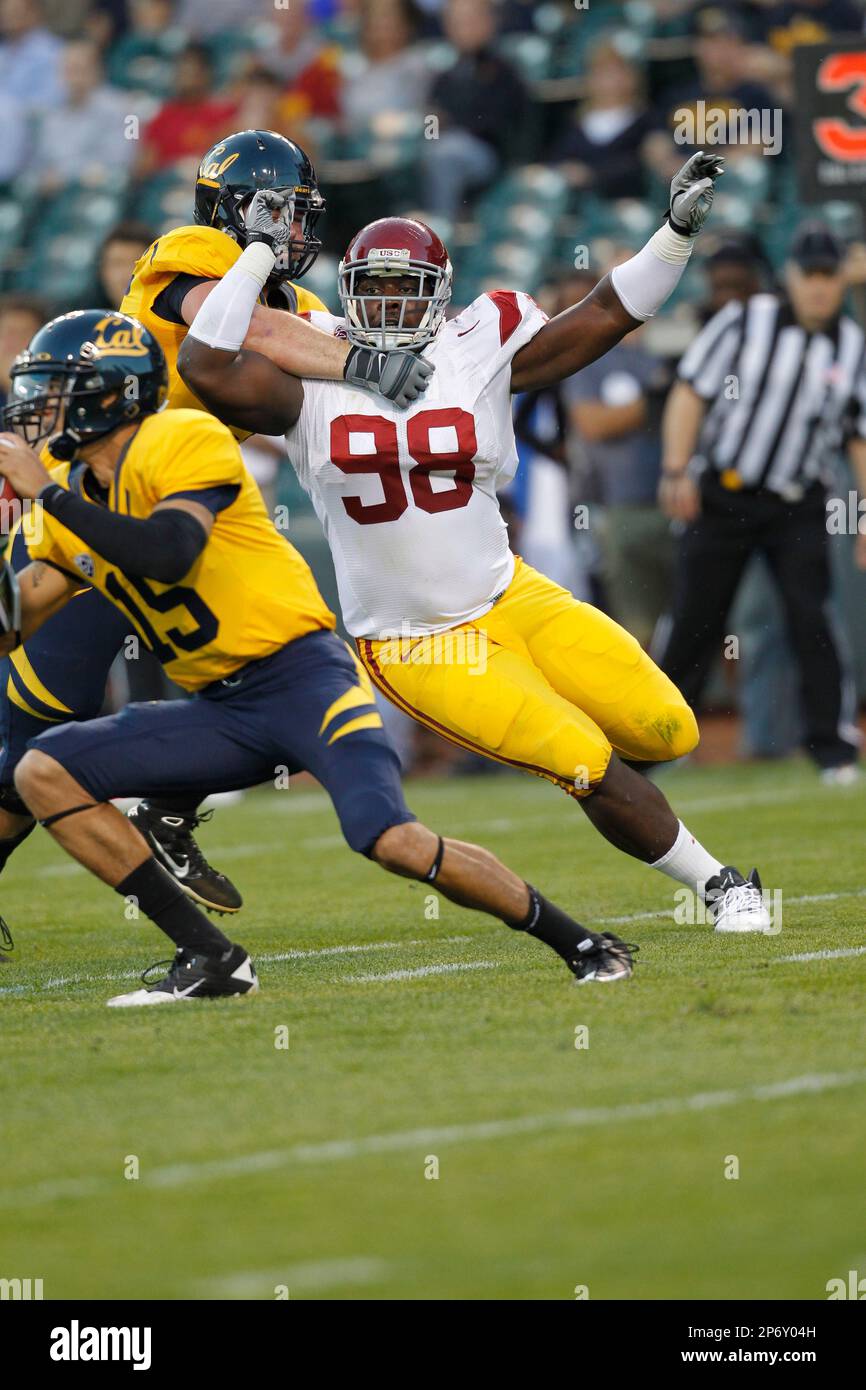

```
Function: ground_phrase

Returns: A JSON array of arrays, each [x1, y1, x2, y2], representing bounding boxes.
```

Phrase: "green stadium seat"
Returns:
[[107, 33, 186, 97], [496, 33, 553, 84]]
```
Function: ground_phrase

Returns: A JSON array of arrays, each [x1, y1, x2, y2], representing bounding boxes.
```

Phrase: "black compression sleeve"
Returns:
[[38, 484, 208, 584]]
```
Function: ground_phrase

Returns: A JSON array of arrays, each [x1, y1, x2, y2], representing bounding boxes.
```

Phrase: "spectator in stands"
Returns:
[[0, 0, 63, 114], [177, 0, 251, 36], [340, 0, 430, 133], [30, 39, 134, 194], [550, 41, 663, 201], [422, 0, 529, 220], [256, 0, 341, 122], [0, 294, 48, 413], [94, 220, 156, 307], [0, 90, 30, 189], [658, 7, 777, 157], [565, 285, 673, 650], [136, 42, 239, 177], [231, 65, 287, 141]]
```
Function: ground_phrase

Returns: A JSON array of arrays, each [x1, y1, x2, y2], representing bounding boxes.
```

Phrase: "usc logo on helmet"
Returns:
[[83, 316, 151, 359]]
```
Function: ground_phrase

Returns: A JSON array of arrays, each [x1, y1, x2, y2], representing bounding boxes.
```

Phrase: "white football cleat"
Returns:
[[706, 867, 772, 933], [820, 764, 860, 787]]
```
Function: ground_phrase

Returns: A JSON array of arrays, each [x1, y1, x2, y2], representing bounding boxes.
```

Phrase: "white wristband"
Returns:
[[610, 224, 693, 321], [186, 242, 276, 351]]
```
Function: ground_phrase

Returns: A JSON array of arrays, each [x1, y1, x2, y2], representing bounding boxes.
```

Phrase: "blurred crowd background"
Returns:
[[2, 0, 866, 774]]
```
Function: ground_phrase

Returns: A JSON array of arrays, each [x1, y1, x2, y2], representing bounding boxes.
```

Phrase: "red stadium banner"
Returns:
[[794, 38, 866, 202]]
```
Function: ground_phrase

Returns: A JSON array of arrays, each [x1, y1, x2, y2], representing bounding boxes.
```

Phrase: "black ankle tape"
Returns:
[[39, 802, 102, 829], [424, 835, 445, 882], [510, 884, 542, 932]]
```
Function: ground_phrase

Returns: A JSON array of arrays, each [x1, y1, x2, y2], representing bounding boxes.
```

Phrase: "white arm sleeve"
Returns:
[[609, 223, 693, 322], [185, 242, 276, 351]]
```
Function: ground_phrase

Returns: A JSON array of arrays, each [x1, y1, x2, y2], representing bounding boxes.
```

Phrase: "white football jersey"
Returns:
[[285, 291, 547, 638]]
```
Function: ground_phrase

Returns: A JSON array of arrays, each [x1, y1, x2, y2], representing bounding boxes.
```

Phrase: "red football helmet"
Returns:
[[338, 217, 453, 351]]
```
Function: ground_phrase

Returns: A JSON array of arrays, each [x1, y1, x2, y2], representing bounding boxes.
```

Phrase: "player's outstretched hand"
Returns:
[[0, 433, 53, 499], [344, 345, 435, 409], [667, 151, 725, 237], [243, 188, 293, 251]]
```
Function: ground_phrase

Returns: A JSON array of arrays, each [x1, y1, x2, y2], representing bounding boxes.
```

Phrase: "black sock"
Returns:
[[508, 885, 595, 966], [0, 822, 35, 873], [143, 796, 202, 821], [117, 857, 232, 955]]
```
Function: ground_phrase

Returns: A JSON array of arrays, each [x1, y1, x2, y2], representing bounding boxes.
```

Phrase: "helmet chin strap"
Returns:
[[47, 431, 80, 462]]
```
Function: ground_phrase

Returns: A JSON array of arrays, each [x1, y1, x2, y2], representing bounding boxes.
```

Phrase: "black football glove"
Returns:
[[344, 345, 435, 409], [665, 151, 725, 237]]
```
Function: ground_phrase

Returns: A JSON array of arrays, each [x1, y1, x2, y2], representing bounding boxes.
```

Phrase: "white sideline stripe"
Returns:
[[774, 945, 866, 964], [0, 936, 474, 995], [200, 1256, 388, 1297], [8, 1069, 865, 1210], [347, 960, 500, 983]]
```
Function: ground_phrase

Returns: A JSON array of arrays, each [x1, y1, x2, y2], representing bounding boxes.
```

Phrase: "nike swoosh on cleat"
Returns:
[[172, 981, 205, 999], [152, 842, 191, 880]]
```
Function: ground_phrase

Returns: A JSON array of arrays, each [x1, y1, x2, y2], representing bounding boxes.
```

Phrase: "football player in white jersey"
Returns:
[[179, 153, 774, 936]]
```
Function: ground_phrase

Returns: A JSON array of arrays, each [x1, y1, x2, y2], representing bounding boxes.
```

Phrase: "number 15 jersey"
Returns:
[[286, 291, 547, 638]]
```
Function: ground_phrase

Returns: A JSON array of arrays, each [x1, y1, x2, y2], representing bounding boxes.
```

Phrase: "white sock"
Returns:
[[650, 821, 723, 899]]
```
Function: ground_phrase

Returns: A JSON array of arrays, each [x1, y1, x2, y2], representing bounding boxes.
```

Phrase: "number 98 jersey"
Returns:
[[286, 291, 547, 638]]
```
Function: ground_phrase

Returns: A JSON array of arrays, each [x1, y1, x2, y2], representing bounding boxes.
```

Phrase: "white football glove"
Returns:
[[666, 151, 725, 237]]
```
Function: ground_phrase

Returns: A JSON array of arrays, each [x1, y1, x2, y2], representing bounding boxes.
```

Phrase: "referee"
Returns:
[[657, 222, 865, 781]]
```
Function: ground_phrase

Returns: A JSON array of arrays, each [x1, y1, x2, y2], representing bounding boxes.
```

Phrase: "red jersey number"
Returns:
[[330, 408, 477, 524]]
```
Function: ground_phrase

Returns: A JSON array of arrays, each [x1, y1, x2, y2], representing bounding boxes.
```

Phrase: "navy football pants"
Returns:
[[26, 630, 415, 856]]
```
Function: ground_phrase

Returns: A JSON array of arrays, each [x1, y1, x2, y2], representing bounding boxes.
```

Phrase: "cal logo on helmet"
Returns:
[[84, 315, 151, 360], [199, 141, 241, 181]]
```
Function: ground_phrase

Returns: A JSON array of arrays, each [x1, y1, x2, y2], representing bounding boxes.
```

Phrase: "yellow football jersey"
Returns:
[[22, 409, 335, 691], [119, 224, 327, 423]]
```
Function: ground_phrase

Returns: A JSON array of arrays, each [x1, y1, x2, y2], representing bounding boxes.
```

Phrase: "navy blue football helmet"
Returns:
[[3, 309, 168, 459]]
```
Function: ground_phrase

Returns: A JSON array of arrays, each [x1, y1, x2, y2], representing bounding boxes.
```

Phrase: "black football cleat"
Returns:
[[570, 931, 637, 983], [106, 943, 258, 1007], [0, 914, 13, 963], [127, 802, 242, 915]]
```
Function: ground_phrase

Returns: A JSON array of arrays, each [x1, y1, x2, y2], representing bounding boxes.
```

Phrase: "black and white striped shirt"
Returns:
[[678, 293, 866, 495]]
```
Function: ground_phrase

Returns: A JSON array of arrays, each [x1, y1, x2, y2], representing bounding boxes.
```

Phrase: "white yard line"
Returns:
[[774, 945, 866, 964], [265, 935, 470, 963], [347, 961, 500, 983], [7, 1069, 865, 1211], [199, 1256, 388, 1298], [0, 936, 474, 996]]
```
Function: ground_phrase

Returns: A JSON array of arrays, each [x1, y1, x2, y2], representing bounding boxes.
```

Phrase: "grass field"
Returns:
[[2, 758, 865, 1301]]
